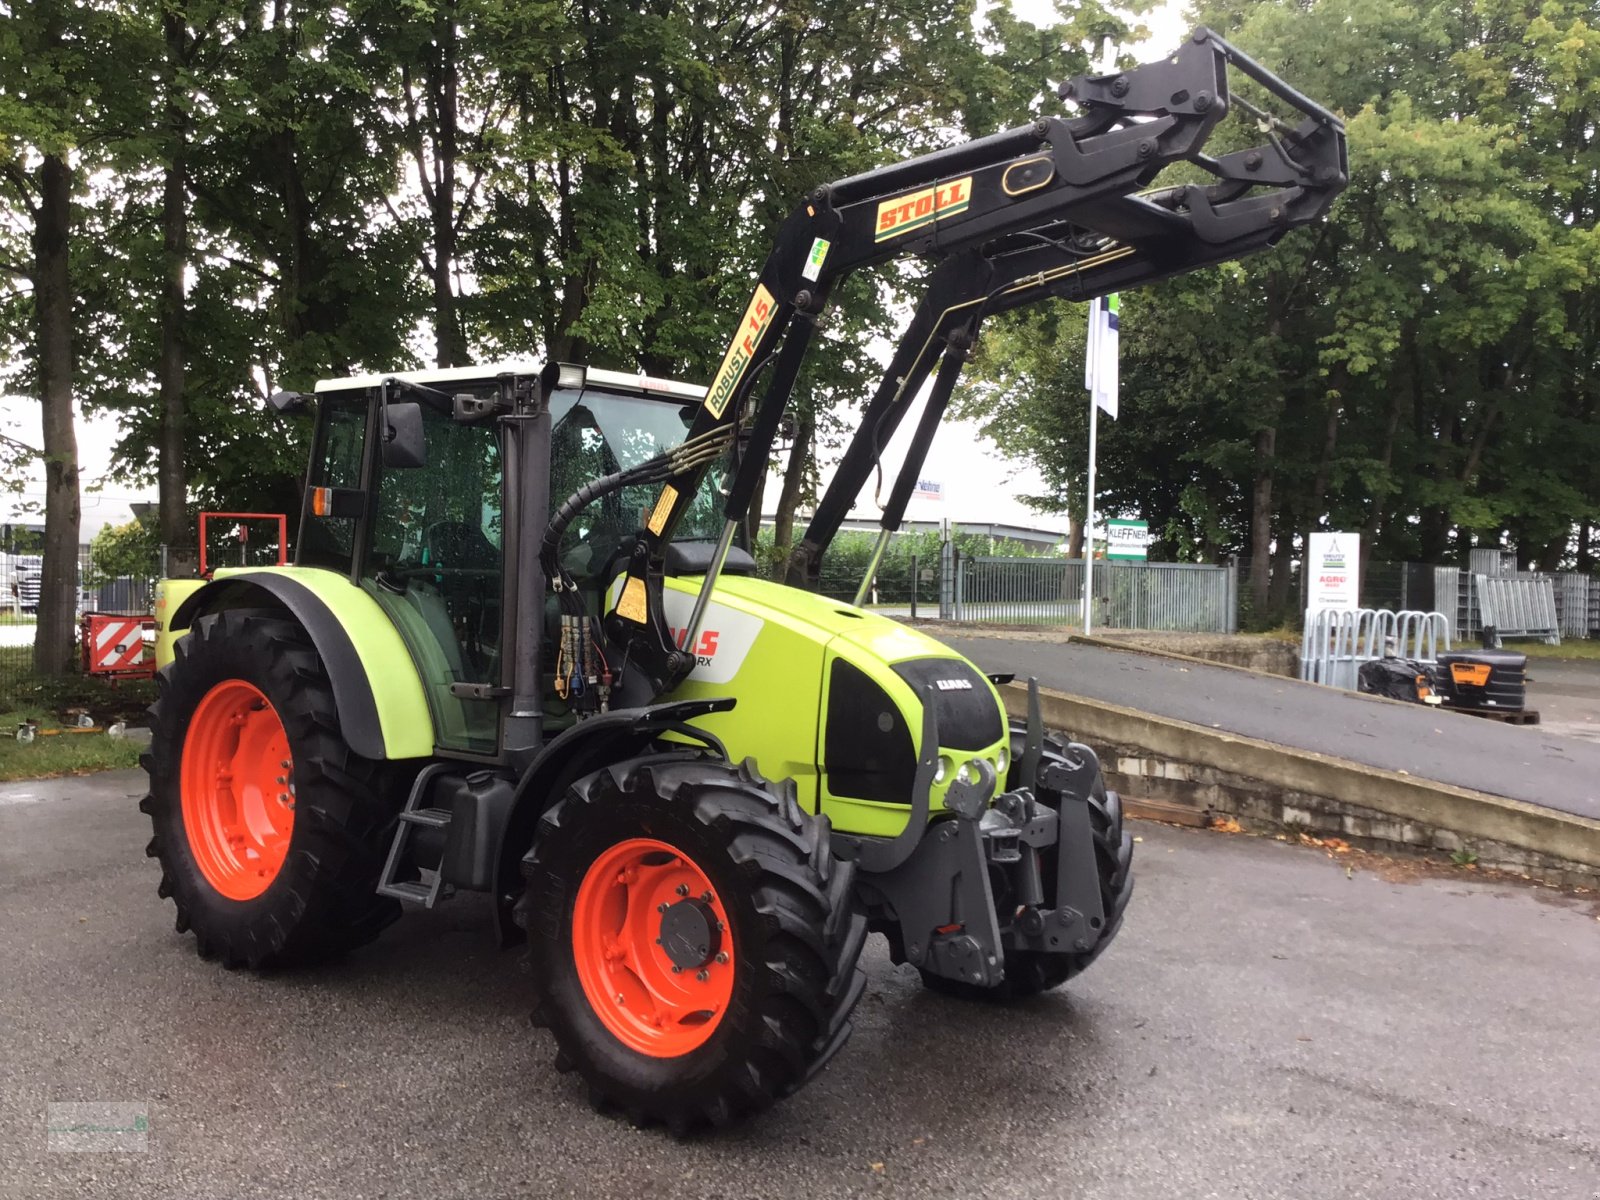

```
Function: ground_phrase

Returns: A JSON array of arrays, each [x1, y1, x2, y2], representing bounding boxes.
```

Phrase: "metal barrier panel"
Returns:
[[1432, 568, 1461, 643], [951, 557, 1231, 631], [1553, 573, 1590, 639], [1473, 574, 1560, 645]]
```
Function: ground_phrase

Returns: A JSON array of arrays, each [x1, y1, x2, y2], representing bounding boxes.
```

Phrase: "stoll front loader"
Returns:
[[142, 30, 1346, 1131]]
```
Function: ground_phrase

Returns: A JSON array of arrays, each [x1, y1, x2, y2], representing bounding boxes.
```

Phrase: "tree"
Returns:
[[961, 0, 1600, 626], [0, 0, 138, 673]]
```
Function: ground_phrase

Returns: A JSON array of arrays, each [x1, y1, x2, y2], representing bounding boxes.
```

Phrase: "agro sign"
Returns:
[[1308, 532, 1360, 611], [1105, 518, 1147, 560]]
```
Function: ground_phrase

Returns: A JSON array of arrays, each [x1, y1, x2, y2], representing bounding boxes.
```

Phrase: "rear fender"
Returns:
[[166, 567, 434, 761]]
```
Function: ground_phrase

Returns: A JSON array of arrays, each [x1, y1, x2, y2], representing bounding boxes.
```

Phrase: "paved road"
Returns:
[[941, 635, 1600, 822], [1527, 657, 1600, 747], [4, 770, 1599, 1199]]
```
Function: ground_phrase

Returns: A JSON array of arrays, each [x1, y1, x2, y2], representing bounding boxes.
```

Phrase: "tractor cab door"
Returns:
[[356, 395, 506, 756], [296, 390, 505, 755]]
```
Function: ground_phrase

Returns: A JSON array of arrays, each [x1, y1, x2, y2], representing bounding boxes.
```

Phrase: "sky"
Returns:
[[2, 0, 1190, 542]]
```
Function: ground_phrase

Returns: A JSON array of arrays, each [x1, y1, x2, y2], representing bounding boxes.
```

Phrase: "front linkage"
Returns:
[[843, 683, 1126, 990]]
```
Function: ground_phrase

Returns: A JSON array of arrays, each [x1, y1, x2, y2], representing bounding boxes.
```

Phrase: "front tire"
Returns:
[[921, 721, 1134, 1001], [140, 609, 409, 968], [519, 755, 867, 1133]]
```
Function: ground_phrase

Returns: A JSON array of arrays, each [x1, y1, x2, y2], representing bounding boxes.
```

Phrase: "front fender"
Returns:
[[491, 698, 735, 946], [166, 567, 434, 761]]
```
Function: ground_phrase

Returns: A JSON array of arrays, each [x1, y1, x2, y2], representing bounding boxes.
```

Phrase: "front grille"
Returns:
[[892, 657, 1004, 751]]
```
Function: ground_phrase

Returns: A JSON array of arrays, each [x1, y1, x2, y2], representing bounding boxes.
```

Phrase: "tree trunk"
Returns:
[[157, 80, 190, 557], [32, 154, 80, 676], [1249, 423, 1276, 616], [772, 406, 814, 556], [1067, 513, 1083, 559], [428, 3, 465, 368]]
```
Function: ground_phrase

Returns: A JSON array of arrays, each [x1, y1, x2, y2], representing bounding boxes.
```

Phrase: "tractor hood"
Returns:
[[659, 573, 1009, 838]]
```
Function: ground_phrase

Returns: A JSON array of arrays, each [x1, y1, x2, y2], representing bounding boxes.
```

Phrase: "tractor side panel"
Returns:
[[657, 579, 831, 812], [163, 566, 435, 761]]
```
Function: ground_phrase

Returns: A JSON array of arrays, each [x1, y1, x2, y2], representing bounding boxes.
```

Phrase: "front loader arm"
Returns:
[[598, 27, 1348, 696]]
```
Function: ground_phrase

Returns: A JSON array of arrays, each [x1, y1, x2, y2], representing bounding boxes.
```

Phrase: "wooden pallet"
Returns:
[[1448, 706, 1540, 726]]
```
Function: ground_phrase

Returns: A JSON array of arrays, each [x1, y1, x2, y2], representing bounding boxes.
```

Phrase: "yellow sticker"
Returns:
[[647, 484, 678, 535], [874, 175, 973, 243], [616, 576, 648, 624], [704, 284, 777, 419]]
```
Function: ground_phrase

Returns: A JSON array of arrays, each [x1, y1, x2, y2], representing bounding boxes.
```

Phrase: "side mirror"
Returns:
[[382, 401, 427, 469], [266, 390, 309, 414]]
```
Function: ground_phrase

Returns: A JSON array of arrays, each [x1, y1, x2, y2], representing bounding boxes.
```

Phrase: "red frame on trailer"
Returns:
[[198, 512, 288, 578]]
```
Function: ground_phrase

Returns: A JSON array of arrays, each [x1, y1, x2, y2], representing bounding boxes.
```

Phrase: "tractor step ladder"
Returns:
[[377, 764, 454, 908]]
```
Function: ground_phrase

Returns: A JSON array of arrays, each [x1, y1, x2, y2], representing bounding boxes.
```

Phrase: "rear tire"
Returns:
[[920, 721, 1133, 1001], [140, 609, 409, 968], [518, 754, 867, 1132]]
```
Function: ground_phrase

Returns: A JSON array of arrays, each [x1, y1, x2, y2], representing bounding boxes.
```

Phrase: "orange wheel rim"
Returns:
[[572, 837, 735, 1057], [179, 680, 295, 901]]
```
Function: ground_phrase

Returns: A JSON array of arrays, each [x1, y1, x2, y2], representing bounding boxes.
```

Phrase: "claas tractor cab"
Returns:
[[141, 29, 1347, 1131]]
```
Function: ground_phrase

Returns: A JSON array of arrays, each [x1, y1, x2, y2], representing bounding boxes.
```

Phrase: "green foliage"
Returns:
[[961, 0, 1600, 582], [86, 519, 160, 585]]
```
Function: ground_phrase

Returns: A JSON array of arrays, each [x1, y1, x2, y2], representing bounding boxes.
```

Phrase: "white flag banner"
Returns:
[[1084, 294, 1119, 419]]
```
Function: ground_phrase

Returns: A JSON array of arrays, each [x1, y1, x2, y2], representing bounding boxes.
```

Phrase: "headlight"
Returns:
[[955, 761, 975, 785], [995, 746, 1010, 776], [934, 755, 952, 784]]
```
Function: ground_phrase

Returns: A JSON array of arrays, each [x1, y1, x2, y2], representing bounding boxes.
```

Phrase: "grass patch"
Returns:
[[0, 722, 142, 781], [0, 645, 154, 779], [1506, 640, 1600, 661]]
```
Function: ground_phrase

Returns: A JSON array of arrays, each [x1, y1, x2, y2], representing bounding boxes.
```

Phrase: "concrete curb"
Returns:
[[1002, 681, 1600, 880], [1067, 632, 1300, 680]]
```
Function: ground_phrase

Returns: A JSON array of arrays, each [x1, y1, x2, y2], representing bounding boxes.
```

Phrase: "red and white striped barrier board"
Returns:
[[82, 614, 155, 676]]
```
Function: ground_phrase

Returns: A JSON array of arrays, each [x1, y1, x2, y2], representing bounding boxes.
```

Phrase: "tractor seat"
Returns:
[[665, 540, 757, 576]]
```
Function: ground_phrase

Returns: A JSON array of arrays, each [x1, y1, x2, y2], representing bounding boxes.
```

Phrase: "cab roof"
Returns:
[[312, 361, 707, 402]]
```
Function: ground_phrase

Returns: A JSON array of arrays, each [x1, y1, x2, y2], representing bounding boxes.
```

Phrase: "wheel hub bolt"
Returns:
[[675, 884, 689, 897], [696, 970, 709, 982], [715, 951, 729, 965], [700, 891, 712, 903]]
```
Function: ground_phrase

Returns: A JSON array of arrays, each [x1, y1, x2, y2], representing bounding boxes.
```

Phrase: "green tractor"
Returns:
[[141, 32, 1345, 1131]]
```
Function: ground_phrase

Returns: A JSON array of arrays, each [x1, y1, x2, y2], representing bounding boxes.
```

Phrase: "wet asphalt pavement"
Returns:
[[4, 770, 1599, 1199], [940, 636, 1600, 822]]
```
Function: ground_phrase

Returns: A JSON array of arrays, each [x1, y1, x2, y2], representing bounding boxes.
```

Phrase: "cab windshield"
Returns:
[[548, 387, 724, 581]]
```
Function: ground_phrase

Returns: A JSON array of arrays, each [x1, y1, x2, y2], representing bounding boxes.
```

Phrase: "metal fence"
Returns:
[[2, 544, 156, 703], [950, 556, 1235, 632]]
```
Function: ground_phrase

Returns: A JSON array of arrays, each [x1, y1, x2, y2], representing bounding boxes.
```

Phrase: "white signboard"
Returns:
[[1307, 532, 1360, 611], [912, 478, 943, 503], [1106, 518, 1147, 560]]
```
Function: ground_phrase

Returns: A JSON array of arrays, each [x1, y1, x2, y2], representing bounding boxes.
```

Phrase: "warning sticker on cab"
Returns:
[[874, 175, 972, 243], [646, 484, 678, 534], [703, 284, 777, 419], [616, 576, 648, 624]]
